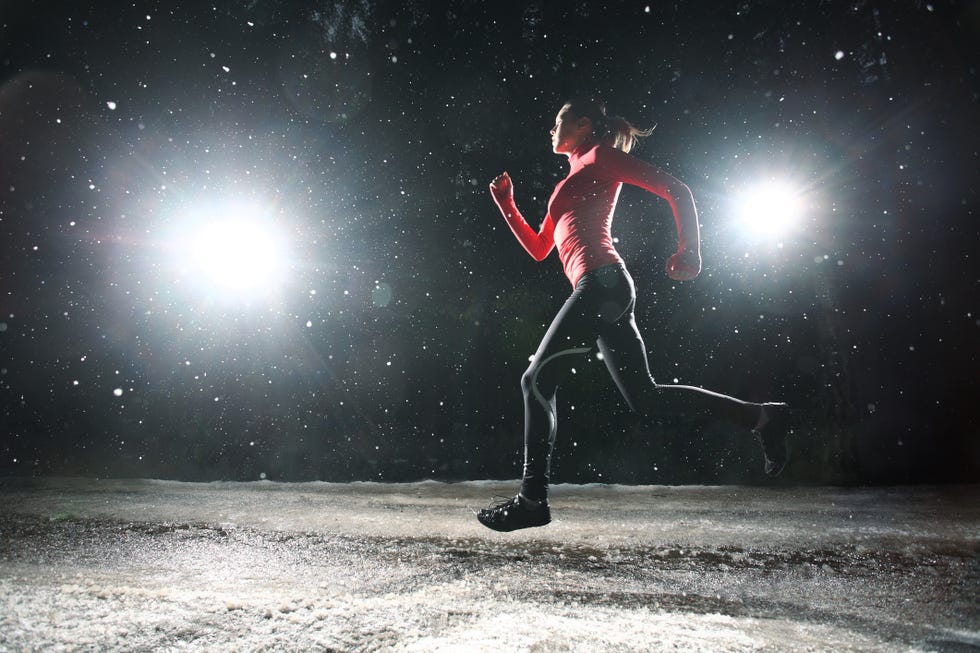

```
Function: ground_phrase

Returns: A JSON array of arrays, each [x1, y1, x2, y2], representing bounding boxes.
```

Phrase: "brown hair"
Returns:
[[562, 97, 653, 153]]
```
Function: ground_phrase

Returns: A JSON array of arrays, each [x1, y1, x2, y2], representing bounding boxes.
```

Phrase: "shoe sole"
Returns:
[[477, 516, 551, 532], [475, 509, 552, 532]]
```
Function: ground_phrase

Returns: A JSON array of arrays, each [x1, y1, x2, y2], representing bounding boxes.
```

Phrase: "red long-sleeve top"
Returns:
[[492, 144, 699, 287]]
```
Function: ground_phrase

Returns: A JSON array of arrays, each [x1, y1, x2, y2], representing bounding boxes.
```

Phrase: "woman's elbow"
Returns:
[[529, 248, 549, 262], [524, 244, 550, 261], [669, 180, 695, 203]]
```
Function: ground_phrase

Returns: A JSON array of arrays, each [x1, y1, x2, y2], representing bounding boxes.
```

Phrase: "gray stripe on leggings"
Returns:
[[529, 346, 592, 446]]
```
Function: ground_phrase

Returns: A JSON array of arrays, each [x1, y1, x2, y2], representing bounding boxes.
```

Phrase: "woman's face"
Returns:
[[550, 105, 591, 155]]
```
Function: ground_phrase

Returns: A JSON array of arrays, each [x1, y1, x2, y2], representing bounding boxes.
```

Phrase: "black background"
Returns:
[[1, 0, 977, 484]]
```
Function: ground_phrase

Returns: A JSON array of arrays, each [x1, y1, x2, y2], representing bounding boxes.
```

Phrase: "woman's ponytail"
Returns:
[[563, 97, 654, 153], [605, 115, 653, 153]]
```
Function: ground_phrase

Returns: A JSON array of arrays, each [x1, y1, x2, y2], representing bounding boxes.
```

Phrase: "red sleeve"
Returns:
[[491, 193, 555, 261], [595, 146, 700, 253]]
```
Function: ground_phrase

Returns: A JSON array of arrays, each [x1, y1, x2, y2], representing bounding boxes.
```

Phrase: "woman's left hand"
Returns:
[[489, 171, 513, 201], [666, 248, 701, 281]]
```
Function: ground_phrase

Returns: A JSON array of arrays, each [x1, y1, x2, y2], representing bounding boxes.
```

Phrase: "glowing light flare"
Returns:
[[733, 180, 805, 240], [165, 198, 292, 302], [191, 219, 286, 293]]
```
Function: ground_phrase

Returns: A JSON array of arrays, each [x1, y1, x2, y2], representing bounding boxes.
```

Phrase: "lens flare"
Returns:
[[191, 219, 285, 292], [734, 180, 804, 240], [167, 198, 291, 303]]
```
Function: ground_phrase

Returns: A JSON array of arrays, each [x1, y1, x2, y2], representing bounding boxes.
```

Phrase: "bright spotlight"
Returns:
[[191, 220, 285, 292], [167, 199, 291, 302], [734, 180, 804, 240]]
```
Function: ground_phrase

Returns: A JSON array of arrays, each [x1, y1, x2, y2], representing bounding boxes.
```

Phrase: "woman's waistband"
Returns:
[[574, 262, 631, 289]]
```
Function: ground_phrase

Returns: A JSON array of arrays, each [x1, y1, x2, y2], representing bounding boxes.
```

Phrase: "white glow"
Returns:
[[191, 220, 285, 291], [734, 180, 804, 239], [169, 199, 290, 301]]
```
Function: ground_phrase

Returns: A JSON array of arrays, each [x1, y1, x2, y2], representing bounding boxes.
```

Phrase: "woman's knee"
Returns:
[[520, 365, 537, 396], [522, 362, 558, 400]]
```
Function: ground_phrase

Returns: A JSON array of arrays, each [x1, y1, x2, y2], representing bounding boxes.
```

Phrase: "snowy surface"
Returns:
[[1, 478, 977, 652]]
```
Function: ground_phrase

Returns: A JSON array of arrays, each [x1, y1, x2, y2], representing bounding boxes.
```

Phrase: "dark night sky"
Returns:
[[1, 0, 977, 484]]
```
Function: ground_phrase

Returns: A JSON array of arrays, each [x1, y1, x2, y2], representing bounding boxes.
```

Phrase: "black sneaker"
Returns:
[[476, 494, 551, 532], [753, 402, 792, 476]]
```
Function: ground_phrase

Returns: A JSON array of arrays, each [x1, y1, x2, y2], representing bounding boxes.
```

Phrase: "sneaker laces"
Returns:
[[482, 495, 519, 514]]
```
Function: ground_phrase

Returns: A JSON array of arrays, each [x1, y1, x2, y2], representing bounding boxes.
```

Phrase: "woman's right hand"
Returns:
[[666, 248, 702, 281], [489, 171, 513, 201]]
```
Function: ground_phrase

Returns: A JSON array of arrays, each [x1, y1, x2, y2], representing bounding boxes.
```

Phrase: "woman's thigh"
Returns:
[[527, 265, 636, 389]]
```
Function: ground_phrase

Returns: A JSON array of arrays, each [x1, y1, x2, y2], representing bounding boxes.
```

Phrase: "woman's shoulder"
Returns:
[[588, 143, 647, 175], [591, 143, 638, 164], [572, 143, 612, 168]]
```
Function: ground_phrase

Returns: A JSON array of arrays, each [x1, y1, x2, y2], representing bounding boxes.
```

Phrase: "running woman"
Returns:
[[477, 98, 790, 532]]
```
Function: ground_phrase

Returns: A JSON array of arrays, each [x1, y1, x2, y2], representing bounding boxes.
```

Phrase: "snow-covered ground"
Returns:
[[1, 478, 977, 652]]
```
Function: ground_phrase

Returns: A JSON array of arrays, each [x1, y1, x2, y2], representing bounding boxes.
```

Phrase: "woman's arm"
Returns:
[[595, 147, 701, 280], [489, 171, 555, 261]]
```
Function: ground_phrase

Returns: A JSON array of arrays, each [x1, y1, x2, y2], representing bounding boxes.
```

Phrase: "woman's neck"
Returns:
[[568, 139, 597, 162]]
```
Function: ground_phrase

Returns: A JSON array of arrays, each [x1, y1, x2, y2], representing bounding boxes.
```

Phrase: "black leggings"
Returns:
[[519, 263, 758, 500]]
